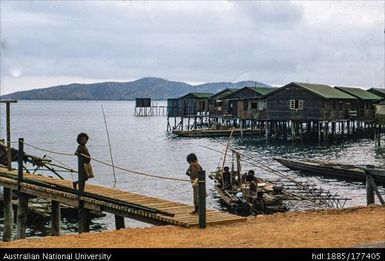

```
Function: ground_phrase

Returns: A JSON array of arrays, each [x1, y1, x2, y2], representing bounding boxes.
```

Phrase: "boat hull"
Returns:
[[172, 129, 253, 137], [275, 158, 385, 186]]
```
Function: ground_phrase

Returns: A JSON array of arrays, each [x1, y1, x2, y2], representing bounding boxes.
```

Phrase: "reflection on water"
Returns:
[[1, 100, 384, 239]]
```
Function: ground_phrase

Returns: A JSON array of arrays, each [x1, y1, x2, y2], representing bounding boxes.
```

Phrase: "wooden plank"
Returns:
[[0, 168, 247, 228]]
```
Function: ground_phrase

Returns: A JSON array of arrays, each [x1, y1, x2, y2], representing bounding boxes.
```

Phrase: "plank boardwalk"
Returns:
[[0, 167, 246, 227]]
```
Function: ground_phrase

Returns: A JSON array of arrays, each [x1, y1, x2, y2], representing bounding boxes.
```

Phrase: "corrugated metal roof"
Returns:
[[369, 88, 385, 95], [249, 87, 277, 95], [184, 92, 214, 98], [211, 88, 239, 99], [335, 86, 382, 101], [294, 82, 356, 99]]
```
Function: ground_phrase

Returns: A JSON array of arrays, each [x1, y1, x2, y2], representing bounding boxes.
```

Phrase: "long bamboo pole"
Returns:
[[101, 105, 116, 187], [220, 127, 234, 188]]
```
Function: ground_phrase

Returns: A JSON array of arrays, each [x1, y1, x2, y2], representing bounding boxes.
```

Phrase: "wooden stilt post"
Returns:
[[77, 153, 89, 233], [2, 99, 19, 242], [115, 215, 125, 230], [366, 175, 375, 205], [318, 122, 322, 143], [291, 121, 295, 141], [300, 122, 303, 142], [51, 201, 61, 236], [325, 122, 329, 143], [341, 121, 345, 138], [167, 117, 170, 131], [16, 194, 28, 240], [240, 120, 244, 139], [347, 120, 350, 137], [198, 170, 206, 229], [2, 188, 13, 242], [17, 138, 24, 190], [16, 138, 28, 240], [6, 103, 12, 170], [0, 100, 17, 242]]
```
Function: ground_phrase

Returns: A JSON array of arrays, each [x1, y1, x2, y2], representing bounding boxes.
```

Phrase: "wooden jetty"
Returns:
[[0, 166, 246, 241]]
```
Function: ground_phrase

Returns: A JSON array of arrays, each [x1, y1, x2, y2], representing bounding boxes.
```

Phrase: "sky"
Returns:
[[0, 0, 384, 95]]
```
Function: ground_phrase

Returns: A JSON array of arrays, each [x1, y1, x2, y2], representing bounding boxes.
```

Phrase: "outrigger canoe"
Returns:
[[209, 169, 288, 215], [274, 158, 385, 186]]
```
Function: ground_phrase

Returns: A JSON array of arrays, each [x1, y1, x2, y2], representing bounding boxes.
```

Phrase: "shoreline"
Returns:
[[1, 205, 384, 248]]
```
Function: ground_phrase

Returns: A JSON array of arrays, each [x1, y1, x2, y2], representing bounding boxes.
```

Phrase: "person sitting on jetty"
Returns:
[[73, 133, 94, 190], [185, 153, 203, 214], [222, 166, 232, 190]]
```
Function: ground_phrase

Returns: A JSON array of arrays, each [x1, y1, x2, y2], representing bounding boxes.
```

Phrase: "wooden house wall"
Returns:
[[321, 100, 355, 121], [136, 98, 151, 107], [266, 85, 321, 121], [375, 104, 385, 124], [355, 101, 377, 121], [181, 97, 210, 116], [167, 99, 183, 117], [266, 85, 355, 121], [224, 88, 258, 115], [227, 99, 238, 116], [209, 90, 235, 116], [237, 99, 267, 120]]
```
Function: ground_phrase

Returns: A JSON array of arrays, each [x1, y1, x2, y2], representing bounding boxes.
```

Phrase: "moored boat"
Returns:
[[209, 167, 288, 215], [274, 158, 385, 186], [172, 128, 253, 137]]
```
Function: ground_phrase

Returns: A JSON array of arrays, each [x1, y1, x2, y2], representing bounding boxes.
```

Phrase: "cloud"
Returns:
[[0, 0, 383, 94]]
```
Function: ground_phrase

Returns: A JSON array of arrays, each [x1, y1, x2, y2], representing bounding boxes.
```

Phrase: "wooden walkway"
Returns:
[[0, 167, 246, 228]]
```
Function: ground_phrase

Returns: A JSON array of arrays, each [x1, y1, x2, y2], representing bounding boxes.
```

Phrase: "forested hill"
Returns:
[[1, 77, 271, 100]]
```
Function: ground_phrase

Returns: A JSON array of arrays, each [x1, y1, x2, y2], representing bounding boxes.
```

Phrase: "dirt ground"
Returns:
[[1, 205, 385, 248]]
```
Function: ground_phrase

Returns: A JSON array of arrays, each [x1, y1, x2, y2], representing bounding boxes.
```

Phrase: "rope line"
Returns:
[[22, 141, 74, 156], [21, 141, 190, 183], [80, 153, 190, 182], [44, 155, 77, 173]]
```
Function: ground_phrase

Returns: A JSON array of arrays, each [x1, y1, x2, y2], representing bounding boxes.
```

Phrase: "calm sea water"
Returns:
[[0, 100, 384, 238]]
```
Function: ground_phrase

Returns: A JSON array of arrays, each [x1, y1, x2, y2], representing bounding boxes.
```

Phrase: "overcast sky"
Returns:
[[0, 0, 384, 95]]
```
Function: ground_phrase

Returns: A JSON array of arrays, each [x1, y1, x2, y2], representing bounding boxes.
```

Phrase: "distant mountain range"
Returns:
[[0, 77, 271, 100]]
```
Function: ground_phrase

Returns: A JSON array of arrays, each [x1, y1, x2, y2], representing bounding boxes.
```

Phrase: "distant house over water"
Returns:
[[335, 86, 382, 121], [225, 86, 275, 117]]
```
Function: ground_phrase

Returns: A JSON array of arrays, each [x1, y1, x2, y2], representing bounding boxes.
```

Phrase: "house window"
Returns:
[[290, 100, 303, 110], [243, 101, 248, 110], [258, 100, 266, 110], [251, 103, 257, 109]]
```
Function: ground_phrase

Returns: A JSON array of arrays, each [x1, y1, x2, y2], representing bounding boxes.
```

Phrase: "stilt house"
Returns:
[[265, 82, 357, 121], [224, 87, 275, 117], [178, 92, 213, 116], [335, 86, 382, 121], [209, 88, 238, 116]]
